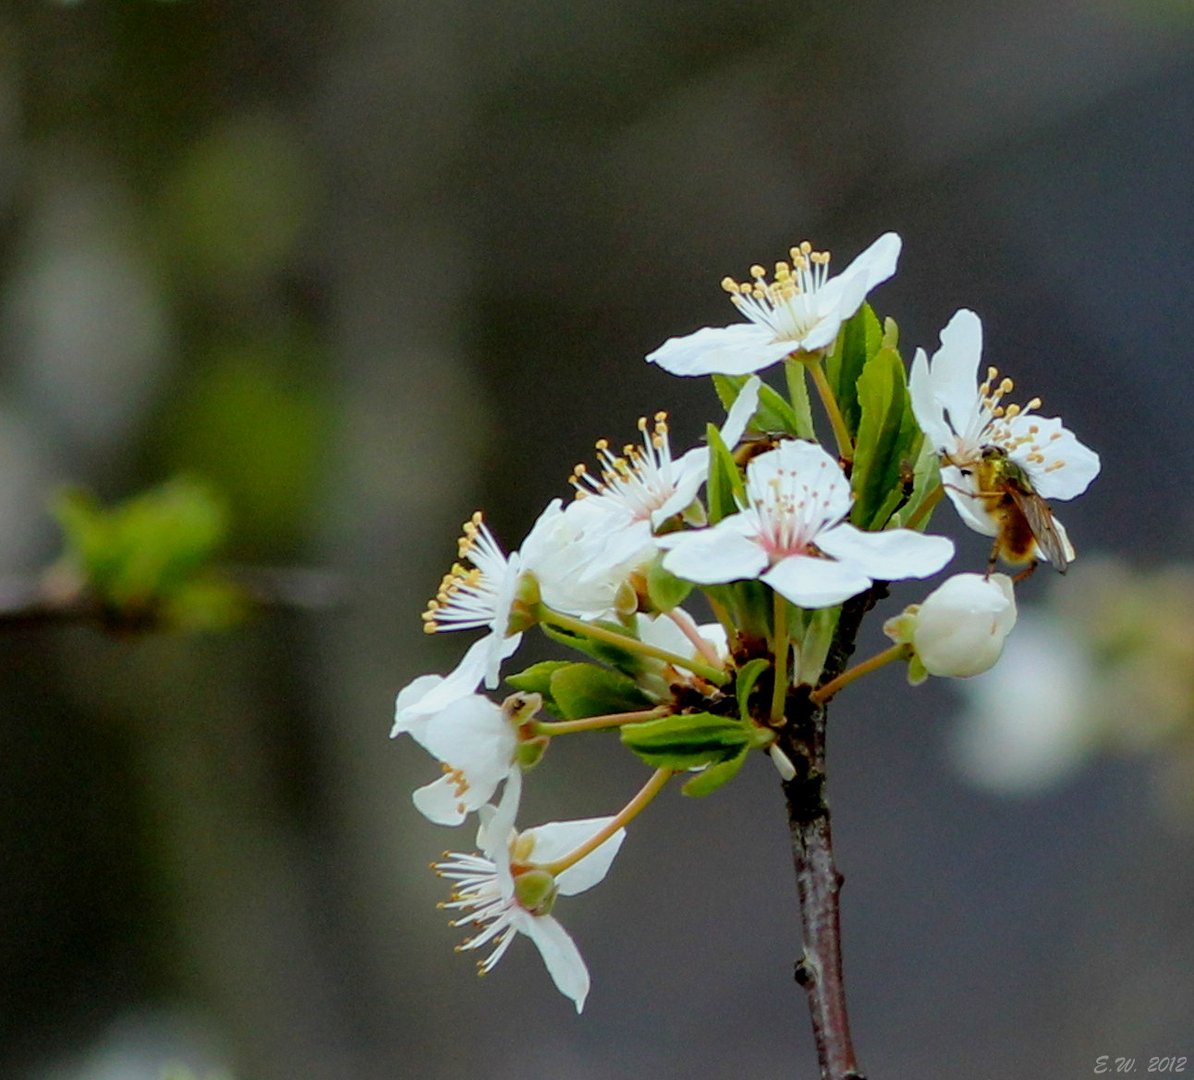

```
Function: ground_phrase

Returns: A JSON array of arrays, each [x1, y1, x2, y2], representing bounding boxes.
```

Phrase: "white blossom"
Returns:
[[566, 378, 761, 571], [391, 676, 518, 826], [434, 772, 625, 1013], [646, 233, 901, 376], [659, 439, 953, 607], [909, 309, 1100, 557]]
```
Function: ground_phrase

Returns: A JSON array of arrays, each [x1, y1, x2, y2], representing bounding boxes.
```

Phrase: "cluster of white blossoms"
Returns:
[[391, 231, 1099, 1012]]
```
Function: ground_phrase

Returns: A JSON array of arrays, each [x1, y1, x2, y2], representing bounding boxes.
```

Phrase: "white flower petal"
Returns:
[[933, 309, 987, 444], [762, 553, 873, 608], [519, 912, 591, 1013], [746, 438, 854, 525], [412, 774, 471, 826], [419, 697, 516, 789], [845, 230, 903, 292], [909, 347, 954, 450], [391, 673, 445, 735], [942, 465, 999, 538], [659, 517, 767, 584], [816, 523, 954, 580], [720, 375, 762, 447], [535, 823, 626, 897], [646, 323, 794, 377], [1005, 414, 1101, 500]]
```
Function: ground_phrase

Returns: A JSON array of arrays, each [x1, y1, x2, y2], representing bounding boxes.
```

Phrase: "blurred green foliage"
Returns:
[[52, 477, 246, 632]]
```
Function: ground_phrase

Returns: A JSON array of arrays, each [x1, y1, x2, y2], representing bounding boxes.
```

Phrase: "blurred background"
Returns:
[[0, 1, 1191, 1077]]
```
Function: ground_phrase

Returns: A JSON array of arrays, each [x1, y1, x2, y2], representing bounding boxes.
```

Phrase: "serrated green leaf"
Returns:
[[550, 663, 651, 721], [734, 657, 771, 721], [620, 711, 751, 769], [782, 359, 816, 439], [682, 749, 749, 797], [851, 345, 917, 529], [712, 373, 747, 414], [825, 304, 882, 438], [645, 555, 694, 612], [704, 422, 745, 525]]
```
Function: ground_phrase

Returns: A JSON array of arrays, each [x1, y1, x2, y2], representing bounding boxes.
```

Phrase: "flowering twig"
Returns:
[[774, 587, 881, 1080]]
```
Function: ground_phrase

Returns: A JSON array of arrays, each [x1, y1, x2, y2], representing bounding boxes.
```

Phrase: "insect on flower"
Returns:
[[951, 445, 1072, 577]]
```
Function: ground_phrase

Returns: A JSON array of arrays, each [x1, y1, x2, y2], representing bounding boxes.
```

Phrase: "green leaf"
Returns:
[[734, 657, 771, 721], [540, 619, 641, 670], [712, 373, 812, 440], [892, 440, 944, 531], [682, 749, 749, 797], [506, 660, 573, 716], [825, 303, 882, 438], [851, 345, 918, 529], [704, 422, 745, 525], [645, 555, 694, 612], [782, 359, 816, 439], [549, 663, 651, 720], [620, 711, 751, 770]]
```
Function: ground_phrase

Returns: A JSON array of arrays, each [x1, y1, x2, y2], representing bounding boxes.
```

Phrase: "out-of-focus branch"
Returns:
[[0, 565, 347, 634]]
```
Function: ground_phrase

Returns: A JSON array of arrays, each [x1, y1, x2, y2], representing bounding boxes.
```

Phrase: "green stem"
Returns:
[[534, 706, 670, 736], [539, 607, 729, 686], [543, 767, 673, 876], [804, 353, 854, 461], [809, 642, 911, 705], [770, 591, 790, 726]]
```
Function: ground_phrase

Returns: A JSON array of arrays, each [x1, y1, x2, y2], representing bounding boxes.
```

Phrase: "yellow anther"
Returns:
[[749, 263, 766, 279], [1025, 396, 1042, 410], [721, 276, 741, 294], [800, 240, 812, 254]]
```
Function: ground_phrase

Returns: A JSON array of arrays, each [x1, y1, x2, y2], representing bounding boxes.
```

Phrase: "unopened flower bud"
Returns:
[[889, 573, 1016, 681]]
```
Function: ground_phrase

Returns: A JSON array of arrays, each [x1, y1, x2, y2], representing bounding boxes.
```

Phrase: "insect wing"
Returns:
[[1006, 484, 1070, 572]]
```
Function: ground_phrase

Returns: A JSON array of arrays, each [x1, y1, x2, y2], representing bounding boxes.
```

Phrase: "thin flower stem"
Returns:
[[902, 481, 944, 532], [706, 594, 737, 648], [771, 591, 790, 726], [809, 642, 910, 705], [666, 607, 722, 667], [804, 354, 854, 461], [543, 767, 673, 876], [533, 706, 670, 736], [539, 608, 729, 686]]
